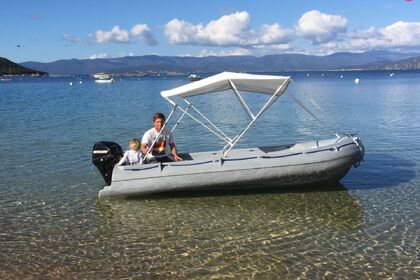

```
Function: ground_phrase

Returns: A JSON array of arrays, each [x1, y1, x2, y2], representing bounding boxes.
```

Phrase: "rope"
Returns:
[[290, 79, 348, 135]]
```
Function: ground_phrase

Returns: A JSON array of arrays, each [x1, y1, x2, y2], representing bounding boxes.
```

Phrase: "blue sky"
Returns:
[[1, 0, 419, 63]]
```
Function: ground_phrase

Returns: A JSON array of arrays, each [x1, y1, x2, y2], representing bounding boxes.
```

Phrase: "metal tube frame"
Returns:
[[229, 79, 255, 121], [162, 79, 289, 157]]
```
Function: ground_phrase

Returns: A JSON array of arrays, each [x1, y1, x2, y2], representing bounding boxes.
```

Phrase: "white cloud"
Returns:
[[61, 34, 82, 43], [297, 10, 347, 44], [93, 24, 158, 46], [131, 24, 158, 46], [88, 53, 109, 59], [252, 44, 292, 54], [257, 23, 293, 44], [323, 21, 420, 52], [381, 21, 420, 46], [117, 52, 135, 57], [198, 48, 252, 57], [164, 11, 293, 47], [95, 25, 130, 44]]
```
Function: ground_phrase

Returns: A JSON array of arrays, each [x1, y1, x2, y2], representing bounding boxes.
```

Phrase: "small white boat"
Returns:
[[95, 78, 114, 83], [188, 74, 202, 81], [92, 72, 364, 198], [92, 73, 114, 83], [1, 78, 12, 82], [92, 73, 111, 79]]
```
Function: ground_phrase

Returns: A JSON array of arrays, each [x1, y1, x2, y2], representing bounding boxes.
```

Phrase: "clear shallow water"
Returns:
[[0, 71, 418, 279]]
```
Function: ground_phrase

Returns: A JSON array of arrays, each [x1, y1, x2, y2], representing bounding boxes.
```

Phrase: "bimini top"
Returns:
[[161, 72, 291, 98]]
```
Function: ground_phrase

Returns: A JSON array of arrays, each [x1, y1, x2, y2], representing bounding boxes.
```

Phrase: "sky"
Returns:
[[1, 0, 419, 63]]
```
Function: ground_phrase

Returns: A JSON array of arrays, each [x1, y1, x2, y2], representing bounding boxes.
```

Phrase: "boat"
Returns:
[[188, 73, 202, 81], [92, 73, 110, 79], [94, 78, 114, 84], [92, 73, 114, 83], [92, 72, 364, 198], [1, 78, 12, 82]]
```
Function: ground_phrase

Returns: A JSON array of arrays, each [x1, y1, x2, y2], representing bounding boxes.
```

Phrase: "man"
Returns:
[[141, 112, 183, 163]]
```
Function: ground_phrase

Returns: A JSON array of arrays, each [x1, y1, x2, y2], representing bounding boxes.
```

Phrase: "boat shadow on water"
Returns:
[[94, 181, 365, 244], [123, 181, 350, 200]]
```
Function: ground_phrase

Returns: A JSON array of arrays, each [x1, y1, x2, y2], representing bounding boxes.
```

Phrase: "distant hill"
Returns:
[[364, 56, 420, 70], [0, 57, 48, 76], [20, 50, 420, 75]]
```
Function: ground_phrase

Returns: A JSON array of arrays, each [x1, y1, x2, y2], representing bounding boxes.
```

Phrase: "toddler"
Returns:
[[116, 138, 143, 166]]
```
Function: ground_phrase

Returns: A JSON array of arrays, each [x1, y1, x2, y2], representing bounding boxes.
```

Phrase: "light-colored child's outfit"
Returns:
[[117, 150, 143, 165]]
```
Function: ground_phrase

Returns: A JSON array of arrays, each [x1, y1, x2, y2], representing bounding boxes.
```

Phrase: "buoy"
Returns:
[[306, 74, 310, 77], [354, 78, 360, 84], [340, 75, 343, 78], [69, 82, 73, 86], [79, 81, 82, 84]]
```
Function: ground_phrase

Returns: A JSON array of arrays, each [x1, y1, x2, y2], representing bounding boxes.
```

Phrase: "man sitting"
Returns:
[[141, 112, 183, 163]]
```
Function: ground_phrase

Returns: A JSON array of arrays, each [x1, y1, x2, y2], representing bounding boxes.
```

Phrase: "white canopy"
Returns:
[[161, 72, 291, 98]]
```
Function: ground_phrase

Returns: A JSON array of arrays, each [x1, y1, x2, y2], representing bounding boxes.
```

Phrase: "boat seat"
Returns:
[[178, 153, 193, 160], [290, 141, 319, 152], [258, 145, 292, 153]]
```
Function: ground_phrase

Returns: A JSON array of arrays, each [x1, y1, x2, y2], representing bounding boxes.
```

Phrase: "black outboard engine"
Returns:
[[92, 141, 123, 186]]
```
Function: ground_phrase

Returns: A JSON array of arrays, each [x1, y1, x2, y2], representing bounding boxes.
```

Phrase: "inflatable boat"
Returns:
[[92, 72, 364, 198]]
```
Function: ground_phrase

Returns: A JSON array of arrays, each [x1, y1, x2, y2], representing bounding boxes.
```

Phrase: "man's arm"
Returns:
[[169, 143, 183, 161], [141, 143, 149, 155]]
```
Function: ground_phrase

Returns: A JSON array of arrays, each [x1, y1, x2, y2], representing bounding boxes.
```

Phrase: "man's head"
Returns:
[[153, 112, 165, 132]]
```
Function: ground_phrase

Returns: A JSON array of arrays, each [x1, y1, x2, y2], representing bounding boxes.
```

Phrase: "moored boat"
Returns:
[[94, 78, 114, 83], [92, 73, 114, 83], [188, 73, 202, 81], [92, 73, 110, 79]]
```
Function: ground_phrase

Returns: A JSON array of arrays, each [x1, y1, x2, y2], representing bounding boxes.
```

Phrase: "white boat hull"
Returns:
[[98, 136, 364, 198], [95, 78, 114, 83]]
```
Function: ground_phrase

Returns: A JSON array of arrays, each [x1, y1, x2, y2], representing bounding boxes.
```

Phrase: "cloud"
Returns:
[[380, 21, 420, 46], [95, 25, 130, 44], [61, 34, 82, 43], [131, 24, 158, 46], [93, 24, 158, 46], [164, 11, 293, 47], [198, 48, 252, 57], [323, 21, 420, 52], [117, 52, 135, 57], [297, 10, 347, 44], [88, 53, 109, 59], [252, 44, 292, 53], [257, 23, 293, 44]]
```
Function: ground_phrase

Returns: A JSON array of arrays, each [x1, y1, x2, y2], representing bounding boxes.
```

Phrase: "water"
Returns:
[[0, 71, 418, 279]]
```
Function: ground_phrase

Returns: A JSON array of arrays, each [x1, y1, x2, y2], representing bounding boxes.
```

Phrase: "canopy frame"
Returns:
[[160, 72, 291, 157]]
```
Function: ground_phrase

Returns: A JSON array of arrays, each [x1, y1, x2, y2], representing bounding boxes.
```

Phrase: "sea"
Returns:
[[0, 70, 418, 279]]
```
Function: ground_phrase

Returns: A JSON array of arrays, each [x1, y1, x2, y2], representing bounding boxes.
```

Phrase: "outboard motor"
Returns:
[[92, 141, 123, 186]]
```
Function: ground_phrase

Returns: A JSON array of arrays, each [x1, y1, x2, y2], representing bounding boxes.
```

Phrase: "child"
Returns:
[[115, 138, 143, 166]]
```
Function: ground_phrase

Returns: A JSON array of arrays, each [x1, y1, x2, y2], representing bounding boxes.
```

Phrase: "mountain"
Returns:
[[0, 57, 48, 76], [363, 56, 420, 70], [21, 50, 420, 75]]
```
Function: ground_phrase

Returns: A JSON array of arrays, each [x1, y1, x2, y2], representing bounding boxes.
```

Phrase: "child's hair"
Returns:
[[128, 138, 141, 151]]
